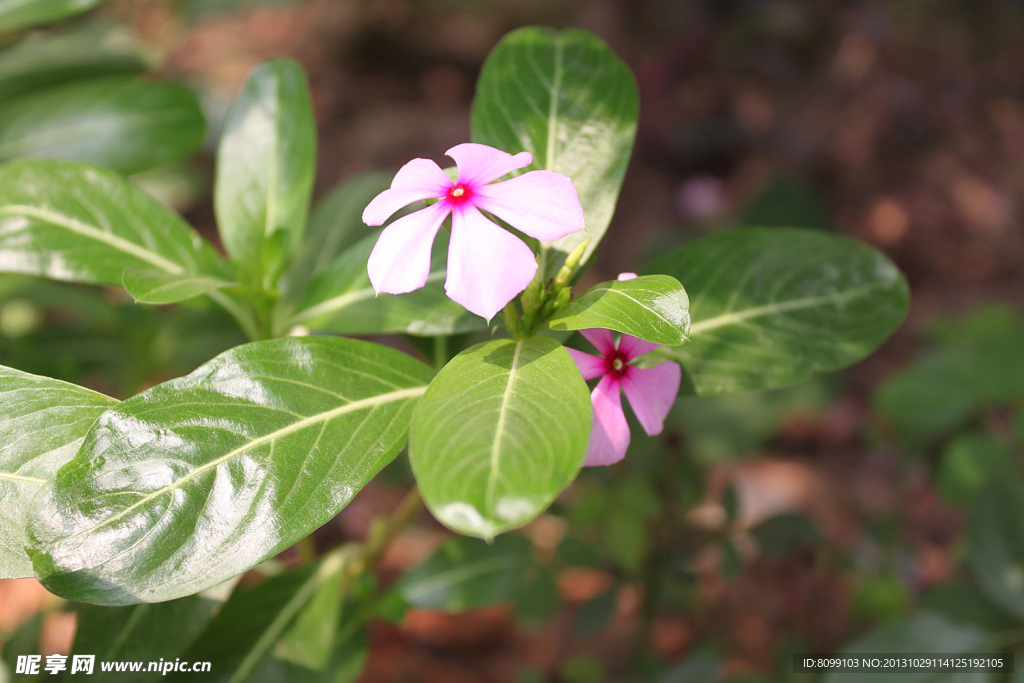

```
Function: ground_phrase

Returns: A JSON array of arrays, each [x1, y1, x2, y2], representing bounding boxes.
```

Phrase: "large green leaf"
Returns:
[[396, 534, 532, 611], [289, 230, 484, 336], [0, 26, 150, 101], [26, 337, 432, 604], [471, 27, 638, 275], [67, 581, 236, 683], [215, 58, 315, 286], [824, 612, 997, 683], [0, 159, 225, 286], [409, 336, 591, 539], [0, 365, 116, 578], [0, 0, 106, 32], [170, 553, 365, 683], [647, 228, 909, 395], [0, 77, 205, 173], [547, 275, 690, 345], [969, 478, 1024, 622]]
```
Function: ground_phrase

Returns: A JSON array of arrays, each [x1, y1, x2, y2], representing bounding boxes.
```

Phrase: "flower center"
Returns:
[[445, 183, 473, 205], [606, 352, 629, 379]]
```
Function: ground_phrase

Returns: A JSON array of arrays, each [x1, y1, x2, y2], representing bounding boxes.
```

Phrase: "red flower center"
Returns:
[[605, 352, 629, 379], [445, 183, 474, 205]]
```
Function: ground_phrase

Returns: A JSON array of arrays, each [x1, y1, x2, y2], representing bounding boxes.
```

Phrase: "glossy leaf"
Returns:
[[290, 230, 484, 336], [0, 365, 116, 579], [0, 159, 226, 286], [547, 275, 690, 345], [69, 581, 236, 683], [0, 77, 205, 173], [471, 27, 638, 274], [409, 336, 591, 539], [121, 269, 233, 305], [396, 534, 532, 611], [647, 228, 909, 395], [0, 0, 106, 32], [969, 478, 1024, 621], [171, 553, 363, 683], [824, 612, 997, 683], [0, 26, 150, 100], [27, 337, 432, 604], [215, 58, 316, 285]]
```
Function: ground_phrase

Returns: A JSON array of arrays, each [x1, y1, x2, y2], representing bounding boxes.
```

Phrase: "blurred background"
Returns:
[[2, 0, 1024, 681]]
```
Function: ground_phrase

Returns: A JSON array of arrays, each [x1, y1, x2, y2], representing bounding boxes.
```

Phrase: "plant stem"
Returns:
[[208, 291, 262, 341], [338, 488, 423, 593]]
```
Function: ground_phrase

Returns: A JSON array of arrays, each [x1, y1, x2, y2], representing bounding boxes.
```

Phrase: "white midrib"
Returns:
[[485, 339, 525, 510], [0, 205, 184, 274], [538, 37, 565, 276], [0, 471, 46, 485], [66, 386, 427, 540], [229, 551, 345, 683], [293, 271, 447, 322], [687, 284, 880, 337]]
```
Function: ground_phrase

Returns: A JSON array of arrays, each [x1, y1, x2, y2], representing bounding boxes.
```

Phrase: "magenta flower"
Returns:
[[567, 329, 682, 466], [362, 143, 585, 320]]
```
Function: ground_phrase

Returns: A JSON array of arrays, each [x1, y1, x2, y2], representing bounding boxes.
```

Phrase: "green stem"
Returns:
[[208, 291, 262, 341], [338, 488, 423, 593]]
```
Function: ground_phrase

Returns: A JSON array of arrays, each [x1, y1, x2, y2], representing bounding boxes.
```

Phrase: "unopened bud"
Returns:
[[553, 239, 590, 290]]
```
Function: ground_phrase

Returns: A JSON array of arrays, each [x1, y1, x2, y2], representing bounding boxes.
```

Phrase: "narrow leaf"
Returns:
[[290, 230, 484, 336], [410, 336, 592, 539], [548, 274, 690, 345], [215, 58, 316, 284], [472, 27, 639, 274], [647, 228, 909, 395], [0, 365, 116, 579], [122, 269, 233, 305], [0, 77, 205, 174], [0, 159, 227, 287], [27, 337, 432, 604], [0, 0, 106, 32]]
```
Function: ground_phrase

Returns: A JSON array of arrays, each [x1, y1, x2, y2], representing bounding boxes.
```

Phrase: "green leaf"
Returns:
[[471, 27, 639, 275], [0, 25, 150, 101], [0, 77, 205, 173], [968, 478, 1024, 622], [409, 336, 591, 539], [658, 653, 721, 683], [938, 433, 1016, 505], [396, 534, 532, 611], [68, 581, 236, 683], [215, 58, 315, 285], [289, 230, 484, 336], [0, 159, 226, 287], [26, 337, 432, 604], [0, 613, 43, 682], [0, 364, 116, 579], [824, 612, 997, 683], [647, 228, 909, 395], [0, 0, 106, 32], [547, 275, 690, 345], [121, 269, 233, 305], [170, 552, 364, 683]]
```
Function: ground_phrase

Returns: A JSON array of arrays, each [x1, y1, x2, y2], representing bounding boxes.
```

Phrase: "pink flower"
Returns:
[[362, 143, 585, 320], [567, 329, 682, 466]]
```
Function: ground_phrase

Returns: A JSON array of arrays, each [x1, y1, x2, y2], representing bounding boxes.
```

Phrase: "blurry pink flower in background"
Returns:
[[362, 143, 585, 320], [567, 329, 681, 466]]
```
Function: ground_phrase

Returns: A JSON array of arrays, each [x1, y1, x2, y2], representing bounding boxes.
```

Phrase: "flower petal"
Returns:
[[472, 170, 585, 242], [367, 201, 450, 295], [362, 158, 452, 226], [567, 348, 606, 380], [445, 205, 537, 320], [446, 143, 532, 186], [618, 334, 660, 361], [617, 272, 638, 280], [580, 329, 616, 357], [620, 361, 682, 436], [585, 375, 630, 466]]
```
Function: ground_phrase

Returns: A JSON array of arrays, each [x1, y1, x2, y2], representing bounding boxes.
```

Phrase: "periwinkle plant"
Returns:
[[0, 27, 908, 680]]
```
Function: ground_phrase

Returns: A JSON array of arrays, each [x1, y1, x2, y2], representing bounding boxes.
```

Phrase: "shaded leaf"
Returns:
[[27, 337, 431, 604], [0, 364, 116, 578], [647, 228, 909, 395], [969, 478, 1024, 622], [0, 0, 106, 32], [472, 27, 638, 274], [548, 275, 690, 345], [121, 269, 233, 305], [0, 77, 205, 173], [410, 336, 591, 539]]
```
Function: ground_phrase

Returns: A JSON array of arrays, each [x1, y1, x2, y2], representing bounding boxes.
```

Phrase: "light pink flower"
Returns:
[[362, 143, 585, 320], [567, 329, 682, 466]]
